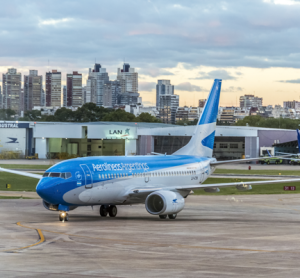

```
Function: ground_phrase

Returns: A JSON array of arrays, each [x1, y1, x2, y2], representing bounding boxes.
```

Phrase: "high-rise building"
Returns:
[[66, 71, 82, 107], [20, 88, 24, 113], [63, 86, 67, 107], [103, 80, 121, 107], [198, 99, 206, 108], [86, 64, 109, 106], [117, 63, 138, 94], [41, 89, 46, 107], [24, 70, 43, 112], [156, 80, 174, 108], [283, 100, 298, 109], [240, 94, 262, 109], [159, 94, 179, 124], [82, 86, 87, 104], [117, 92, 140, 106], [2, 68, 21, 112], [46, 70, 62, 107]]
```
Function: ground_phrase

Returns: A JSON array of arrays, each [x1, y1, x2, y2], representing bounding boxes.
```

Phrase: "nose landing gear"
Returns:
[[100, 205, 117, 217], [59, 212, 69, 222]]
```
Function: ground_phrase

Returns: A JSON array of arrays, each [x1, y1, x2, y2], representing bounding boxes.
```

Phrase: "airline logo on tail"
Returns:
[[173, 79, 222, 157]]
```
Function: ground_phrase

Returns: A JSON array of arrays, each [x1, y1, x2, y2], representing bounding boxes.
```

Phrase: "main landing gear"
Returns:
[[100, 205, 117, 217], [59, 211, 69, 222], [159, 214, 177, 220]]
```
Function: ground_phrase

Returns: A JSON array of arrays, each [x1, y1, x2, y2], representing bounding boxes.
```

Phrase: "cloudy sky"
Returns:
[[1, 0, 300, 106]]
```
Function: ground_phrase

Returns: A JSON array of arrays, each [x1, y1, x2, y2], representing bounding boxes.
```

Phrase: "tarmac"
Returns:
[[1, 195, 300, 277]]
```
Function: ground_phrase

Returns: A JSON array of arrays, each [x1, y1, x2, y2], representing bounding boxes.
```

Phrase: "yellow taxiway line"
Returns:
[[6, 221, 300, 254], [1, 222, 45, 253]]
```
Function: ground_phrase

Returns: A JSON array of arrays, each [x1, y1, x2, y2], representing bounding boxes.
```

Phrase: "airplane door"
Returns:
[[199, 162, 205, 183], [80, 164, 93, 189]]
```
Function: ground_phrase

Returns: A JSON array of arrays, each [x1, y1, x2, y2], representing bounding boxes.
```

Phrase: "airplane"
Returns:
[[1, 79, 300, 222]]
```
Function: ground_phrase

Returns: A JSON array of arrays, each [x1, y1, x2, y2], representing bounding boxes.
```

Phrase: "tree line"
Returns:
[[0, 103, 161, 123], [235, 115, 300, 130]]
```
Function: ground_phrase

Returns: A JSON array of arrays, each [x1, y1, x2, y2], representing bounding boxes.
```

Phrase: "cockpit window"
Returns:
[[43, 172, 72, 179], [49, 173, 60, 177]]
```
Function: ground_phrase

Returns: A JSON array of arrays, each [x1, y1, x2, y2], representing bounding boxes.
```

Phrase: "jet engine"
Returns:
[[43, 200, 77, 211], [145, 190, 185, 215]]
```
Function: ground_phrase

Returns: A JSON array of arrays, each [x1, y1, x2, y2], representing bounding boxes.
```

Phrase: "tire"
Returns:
[[59, 215, 63, 221], [100, 205, 108, 217], [168, 214, 177, 219], [109, 205, 117, 217], [159, 215, 167, 219]]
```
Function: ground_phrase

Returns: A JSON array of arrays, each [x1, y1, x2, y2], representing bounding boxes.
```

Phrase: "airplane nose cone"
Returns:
[[36, 180, 56, 201]]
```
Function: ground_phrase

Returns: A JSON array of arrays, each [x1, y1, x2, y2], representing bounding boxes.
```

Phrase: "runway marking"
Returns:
[[1, 222, 45, 253], [12, 222, 300, 254]]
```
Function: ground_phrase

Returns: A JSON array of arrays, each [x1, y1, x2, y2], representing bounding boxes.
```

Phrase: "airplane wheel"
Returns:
[[168, 214, 177, 219], [109, 205, 117, 217], [159, 215, 167, 219], [59, 212, 68, 222], [100, 205, 108, 217]]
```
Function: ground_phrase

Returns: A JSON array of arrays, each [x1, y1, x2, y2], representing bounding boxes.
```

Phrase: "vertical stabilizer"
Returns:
[[173, 79, 222, 157]]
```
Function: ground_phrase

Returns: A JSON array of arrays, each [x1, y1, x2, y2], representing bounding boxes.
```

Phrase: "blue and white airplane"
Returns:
[[1, 79, 300, 222]]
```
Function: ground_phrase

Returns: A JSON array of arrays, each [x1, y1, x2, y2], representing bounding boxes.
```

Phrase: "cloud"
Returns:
[[176, 82, 204, 92], [278, 79, 300, 83], [140, 68, 174, 77], [222, 86, 244, 92], [191, 70, 238, 80], [39, 18, 73, 26], [1, 0, 300, 75], [139, 82, 156, 92]]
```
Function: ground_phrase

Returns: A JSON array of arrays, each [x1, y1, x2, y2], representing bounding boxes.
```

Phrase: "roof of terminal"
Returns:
[[0, 121, 295, 131]]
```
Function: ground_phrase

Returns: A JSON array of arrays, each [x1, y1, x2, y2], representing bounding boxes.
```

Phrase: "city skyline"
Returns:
[[1, 0, 300, 107]]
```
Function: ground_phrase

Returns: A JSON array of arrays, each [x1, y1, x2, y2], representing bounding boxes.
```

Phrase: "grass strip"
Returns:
[[195, 177, 300, 195], [0, 164, 50, 170], [214, 169, 300, 176]]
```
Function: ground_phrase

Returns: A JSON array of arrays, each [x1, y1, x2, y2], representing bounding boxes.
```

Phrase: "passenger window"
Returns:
[[108, 174, 110, 178], [105, 174, 107, 178], [102, 174, 104, 179]]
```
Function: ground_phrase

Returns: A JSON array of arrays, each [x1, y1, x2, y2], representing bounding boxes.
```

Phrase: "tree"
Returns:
[[19, 110, 43, 121], [235, 115, 300, 130], [0, 109, 17, 120], [136, 113, 161, 123], [102, 109, 136, 122]]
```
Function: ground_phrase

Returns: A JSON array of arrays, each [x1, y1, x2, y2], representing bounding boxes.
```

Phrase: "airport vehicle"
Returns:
[[1, 79, 300, 222], [259, 156, 282, 165]]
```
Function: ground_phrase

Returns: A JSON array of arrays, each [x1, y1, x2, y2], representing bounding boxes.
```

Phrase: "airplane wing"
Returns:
[[0, 167, 43, 180], [210, 157, 269, 166], [176, 178, 300, 191]]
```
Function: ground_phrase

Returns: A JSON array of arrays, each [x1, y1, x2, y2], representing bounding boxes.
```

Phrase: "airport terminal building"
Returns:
[[0, 121, 297, 159]]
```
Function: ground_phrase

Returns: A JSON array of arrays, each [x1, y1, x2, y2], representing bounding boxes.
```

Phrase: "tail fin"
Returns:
[[267, 150, 272, 157], [173, 79, 222, 157], [297, 129, 300, 152]]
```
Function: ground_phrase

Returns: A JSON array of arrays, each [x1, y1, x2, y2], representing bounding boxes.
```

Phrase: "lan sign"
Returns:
[[109, 129, 130, 138]]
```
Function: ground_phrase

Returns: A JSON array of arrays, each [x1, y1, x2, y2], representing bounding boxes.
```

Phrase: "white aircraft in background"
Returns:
[[1, 79, 300, 222]]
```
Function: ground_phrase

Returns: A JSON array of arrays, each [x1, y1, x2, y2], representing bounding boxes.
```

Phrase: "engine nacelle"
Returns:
[[145, 190, 185, 215], [43, 200, 77, 211]]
